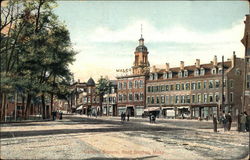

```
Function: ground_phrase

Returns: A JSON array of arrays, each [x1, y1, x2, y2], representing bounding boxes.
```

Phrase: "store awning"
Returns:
[[162, 107, 174, 109], [76, 105, 83, 110], [177, 106, 190, 109], [144, 107, 160, 112]]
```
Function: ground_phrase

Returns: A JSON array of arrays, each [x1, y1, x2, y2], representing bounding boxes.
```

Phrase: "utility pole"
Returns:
[[242, 33, 248, 113], [221, 55, 225, 112]]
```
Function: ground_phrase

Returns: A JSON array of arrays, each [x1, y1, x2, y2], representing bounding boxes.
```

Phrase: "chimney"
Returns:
[[195, 59, 200, 68], [78, 79, 80, 83], [165, 63, 169, 72], [180, 61, 184, 70], [152, 65, 156, 72], [231, 51, 236, 68], [213, 55, 218, 66]]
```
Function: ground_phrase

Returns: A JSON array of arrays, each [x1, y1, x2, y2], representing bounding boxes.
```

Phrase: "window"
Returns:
[[181, 84, 185, 90], [129, 93, 133, 101], [139, 80, 143, 88], [194, 69, 199, 76], [161, 96, 165, 103], [186, 95, 190, 104], [169, 72, 172, 78], [149, 74, 154, 80], [166, 85, 169, 91], [175, 95, 179, 104], [118, 83, 122, 90], [84, 97, 87, 103], [118, 95, 122, 102], [169, 96, 172, 104], [230, 92, 233, 102], [197, 94, 201, 103], [184, 70, 188, 77], [192, 95, 196, 103], [123, 94, 127, 101], [170, 85, 174, 91], [163, 73, 168, 79], [211, 68, 217, 74], [176, 84, 180, 90], [197, 82, 201, 89], [140, 93, 144, 101], [209, 80, 214, 89], [229, 80, 233, 88], [88, 97, 91, 103], [180, 95, 185, 104], [200, 68, 205, 75], [151, 97, 155, 104], [178, 71, 182, 78], [203, 94, 208, 103], [156, 96, 160, 104], [247, 74, 250, 89], [134, 93, 139, 101], [215, 93, 219, 102], [154, 73, 158, 80], [203, 81, 207, 89], [165, 96, 169, 104], [147, 86, 151, 92], [209, 94, 213, 103], [147, 97, 150, 104], [129, 81, 133, 89], [88, 87, 91, 94], [135, 80, 139, 88], [123, 82, 127, 89], [185, 83, 190, 90], [215, 80, 220, 88], [161, 85, 165, 92], [191, 82, 196, 90]]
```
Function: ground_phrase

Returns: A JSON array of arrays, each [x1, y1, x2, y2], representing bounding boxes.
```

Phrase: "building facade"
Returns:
[[102, 80, 117, 116], [116, 35, 150, 116], [241, 14, 250, 115], [146, 54, 244, 120]]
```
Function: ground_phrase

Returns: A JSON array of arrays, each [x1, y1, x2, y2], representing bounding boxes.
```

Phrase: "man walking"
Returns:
[[240, 112, 247, 132], [226, 112, 232, 131]]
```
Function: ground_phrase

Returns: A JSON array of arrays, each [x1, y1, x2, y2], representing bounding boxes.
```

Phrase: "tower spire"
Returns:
[[141, 24, 143, 38]]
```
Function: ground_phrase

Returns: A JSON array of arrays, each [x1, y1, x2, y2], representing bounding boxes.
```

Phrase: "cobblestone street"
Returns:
[[0, 115, 249, 160]]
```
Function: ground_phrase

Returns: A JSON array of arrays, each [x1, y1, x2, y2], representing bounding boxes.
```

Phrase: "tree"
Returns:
[[0, 0, 76, 121], [95, 77, 111, 116]]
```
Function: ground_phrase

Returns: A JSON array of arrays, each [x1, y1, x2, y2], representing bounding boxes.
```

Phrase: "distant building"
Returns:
[[241, 14, 250, 115], [102, 80, 117, 116], [146, 54, 244, 120], [116, 35, 150, 116]]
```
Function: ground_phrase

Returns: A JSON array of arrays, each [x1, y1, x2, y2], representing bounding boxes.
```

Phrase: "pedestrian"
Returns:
[[121, 112, 123, 122], [226, 112, 232, 131], [127, 113, 130, 121], [52, 111, 55, 121], [152, 114, 156, 123], [59, 111, 63, 120], [246, 112, 250, 132], [240, 112, 247, 132], [149, 113, 152, 123], [221, 112, 228, 131]]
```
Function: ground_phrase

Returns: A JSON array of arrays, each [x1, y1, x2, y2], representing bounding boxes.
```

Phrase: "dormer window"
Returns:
[[169, 71, 172, 78], [211, 68, 217, 75], [163, 72, 168, 79], [194, 69, 199, 77], [218, 68, 223, 74], [184, 70, 188, 77], [178, 71, 183, 78], [149, 74, 154, 80], [154, 73, 158, 80], [200, 68, 205, 75]]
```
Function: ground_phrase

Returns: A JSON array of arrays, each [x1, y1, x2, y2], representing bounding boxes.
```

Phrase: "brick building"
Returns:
[[241, 14, 250, 115], [146, 54, 244, 120], [116, 35, 150, 116], [102, 80, 117, 116]]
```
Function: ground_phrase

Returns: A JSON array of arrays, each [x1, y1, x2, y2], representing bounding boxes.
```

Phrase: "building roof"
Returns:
[[87, 77, 95, 86], [135, 45, 148, 52]]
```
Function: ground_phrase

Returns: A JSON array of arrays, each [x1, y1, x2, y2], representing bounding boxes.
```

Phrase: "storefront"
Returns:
[[161, 107, 175, 118], [177, 106, 190, 118]]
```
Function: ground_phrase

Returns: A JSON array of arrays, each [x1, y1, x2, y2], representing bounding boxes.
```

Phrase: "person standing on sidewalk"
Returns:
[[221, 112, 228, 131], [127, 113, 130, 121], [226, 112, 232, 131], [240, 112, 247, 132]]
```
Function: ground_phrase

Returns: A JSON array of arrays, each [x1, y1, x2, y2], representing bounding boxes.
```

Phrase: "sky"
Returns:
[[53, 1, 249, 82]]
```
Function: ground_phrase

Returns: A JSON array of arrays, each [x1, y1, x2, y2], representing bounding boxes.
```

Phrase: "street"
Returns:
[[0, 115, 249, 160]]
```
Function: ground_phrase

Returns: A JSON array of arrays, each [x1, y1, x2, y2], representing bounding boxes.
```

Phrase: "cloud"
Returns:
[[88, 19, 245, 45]]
